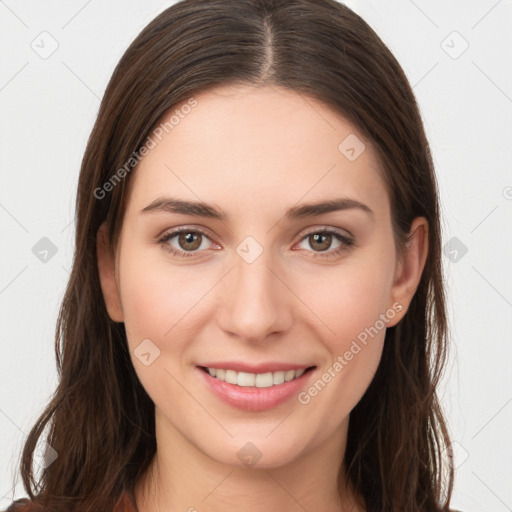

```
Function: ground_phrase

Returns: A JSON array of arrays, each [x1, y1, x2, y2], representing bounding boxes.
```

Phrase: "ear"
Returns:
[[96, 222, 124, 322], [386, 217, 429, 327]]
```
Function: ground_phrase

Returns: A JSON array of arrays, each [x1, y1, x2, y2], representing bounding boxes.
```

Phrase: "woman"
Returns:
[[5, 0, 460, 510]]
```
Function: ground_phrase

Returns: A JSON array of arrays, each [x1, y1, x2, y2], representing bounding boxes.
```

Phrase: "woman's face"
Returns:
[[98, 83, 425, 469]]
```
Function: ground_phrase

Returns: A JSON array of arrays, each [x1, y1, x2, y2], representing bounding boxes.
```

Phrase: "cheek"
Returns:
[[293, 250, 394, 397], [294, 260, 393, 429], [120, 237, 395, 352], [118, 254, 212, 409], [295, 256, 394, 346], [118, 244, 211, 352]]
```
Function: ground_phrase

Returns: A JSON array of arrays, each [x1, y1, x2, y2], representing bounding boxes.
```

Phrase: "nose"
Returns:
[[215, 244, 294, 343]]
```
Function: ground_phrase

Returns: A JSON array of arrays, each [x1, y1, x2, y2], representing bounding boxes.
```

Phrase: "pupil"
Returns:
[[312, 233, 330, 251], [180, 232, 201, 250]]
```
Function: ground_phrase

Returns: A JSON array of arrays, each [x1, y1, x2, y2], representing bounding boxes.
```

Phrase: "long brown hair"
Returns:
[[12, 0, 454, 510]]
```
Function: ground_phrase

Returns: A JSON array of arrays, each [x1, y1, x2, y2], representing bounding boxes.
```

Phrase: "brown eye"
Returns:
[[178, 232, 202, 251], [308, 233, 332, 252], [296, 229, 354, 258], [158, 228, 215, 258]]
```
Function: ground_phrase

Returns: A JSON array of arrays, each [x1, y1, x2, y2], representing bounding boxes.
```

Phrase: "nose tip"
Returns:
[[215, 249, 293, 342]]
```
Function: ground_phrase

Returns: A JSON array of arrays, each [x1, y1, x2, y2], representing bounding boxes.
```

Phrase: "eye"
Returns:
[[295, 228, 354, 258], [157, 226, 354, 259], [157, 227, 217, 258]]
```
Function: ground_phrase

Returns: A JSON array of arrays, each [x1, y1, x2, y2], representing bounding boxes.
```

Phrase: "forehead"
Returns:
[[125, 83, 389, 221]]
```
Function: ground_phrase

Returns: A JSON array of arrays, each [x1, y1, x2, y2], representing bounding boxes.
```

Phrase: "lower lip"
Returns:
[[196, 366, 316, 412]]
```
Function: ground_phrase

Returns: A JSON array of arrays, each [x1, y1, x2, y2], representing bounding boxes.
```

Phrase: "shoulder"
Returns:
[[114, 490, 138, 511], [3, 490, 137, 512], [2, 498, 44, 511]]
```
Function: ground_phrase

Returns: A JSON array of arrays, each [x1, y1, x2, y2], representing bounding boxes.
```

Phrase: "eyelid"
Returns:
[[156, 224, 213, 239], [157, 224, 353, 241], [157, 225, 218, 247], [292, 226, 354, 257], [298, 225, 354, 239]]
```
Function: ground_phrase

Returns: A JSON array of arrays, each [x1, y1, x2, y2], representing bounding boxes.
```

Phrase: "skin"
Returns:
[[97, 83, 428, 512]]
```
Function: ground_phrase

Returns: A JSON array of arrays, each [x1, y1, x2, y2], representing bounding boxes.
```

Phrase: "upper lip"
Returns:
[[198, 362, 316, 373]]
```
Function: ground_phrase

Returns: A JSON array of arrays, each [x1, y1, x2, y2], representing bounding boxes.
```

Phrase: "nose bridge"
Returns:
[[216, 236, 292, 340]]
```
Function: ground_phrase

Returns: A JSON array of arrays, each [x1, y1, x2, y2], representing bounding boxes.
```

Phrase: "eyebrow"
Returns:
[[140, 196, 374, 221]]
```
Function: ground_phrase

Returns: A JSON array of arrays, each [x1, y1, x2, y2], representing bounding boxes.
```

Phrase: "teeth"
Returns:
[[238, 371, 255, 386], [225, 370, 237, 385], [285, 370, 295, 381], [205, 367, 308, 387]]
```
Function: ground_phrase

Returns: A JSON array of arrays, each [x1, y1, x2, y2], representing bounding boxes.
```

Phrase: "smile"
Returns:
[[196, 365, 317, 412], [200, 366, 314, 387]]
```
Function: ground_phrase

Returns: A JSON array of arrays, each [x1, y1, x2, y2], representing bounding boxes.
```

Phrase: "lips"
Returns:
[[196, 364, 317, 412], [197, 361, 315, 374]]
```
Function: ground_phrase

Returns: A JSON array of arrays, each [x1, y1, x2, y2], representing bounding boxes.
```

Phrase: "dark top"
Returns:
[[3, 489, 138, 511], [4, 490, 465, 512]]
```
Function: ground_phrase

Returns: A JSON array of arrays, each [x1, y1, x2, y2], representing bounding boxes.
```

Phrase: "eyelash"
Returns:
[[157, 227, 354, 259]]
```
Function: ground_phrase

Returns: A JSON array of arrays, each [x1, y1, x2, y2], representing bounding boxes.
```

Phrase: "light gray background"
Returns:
[[1, 1, 511, 510]]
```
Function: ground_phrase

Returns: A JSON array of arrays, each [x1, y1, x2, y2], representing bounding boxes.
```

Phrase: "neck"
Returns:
[[134, 409, 364, 512]]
